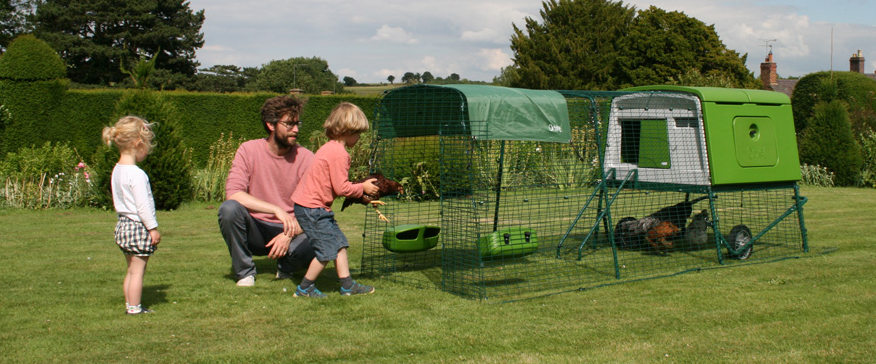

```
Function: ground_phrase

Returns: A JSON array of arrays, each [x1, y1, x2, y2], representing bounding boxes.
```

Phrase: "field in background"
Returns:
[[1, 186, 874, 363], [346, 83, 405, 96]]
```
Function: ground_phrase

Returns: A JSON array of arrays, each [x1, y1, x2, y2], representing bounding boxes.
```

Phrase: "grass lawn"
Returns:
[[1, 186, 874, 363]]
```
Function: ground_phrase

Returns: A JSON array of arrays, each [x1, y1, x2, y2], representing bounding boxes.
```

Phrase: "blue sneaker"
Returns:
[[339, 281, 375, 296], [294, 285, 327, 298]]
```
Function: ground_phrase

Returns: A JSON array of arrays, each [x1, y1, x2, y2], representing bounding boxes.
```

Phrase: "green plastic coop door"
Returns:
[[621, 119, 671, 169], [733, 117, 778, 167]]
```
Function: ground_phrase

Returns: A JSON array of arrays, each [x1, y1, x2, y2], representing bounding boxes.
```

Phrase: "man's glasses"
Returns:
[[278, 120, 301, 128]]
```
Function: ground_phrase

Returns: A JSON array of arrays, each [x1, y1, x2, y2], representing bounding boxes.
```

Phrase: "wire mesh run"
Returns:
[[359, 86, 809, 301]]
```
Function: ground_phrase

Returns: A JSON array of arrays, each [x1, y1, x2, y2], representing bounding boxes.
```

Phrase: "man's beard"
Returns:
[[273, 131, 297, 149]]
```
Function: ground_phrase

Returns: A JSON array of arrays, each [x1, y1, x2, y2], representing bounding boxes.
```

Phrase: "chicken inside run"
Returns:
[[354, 84, 809, 301]]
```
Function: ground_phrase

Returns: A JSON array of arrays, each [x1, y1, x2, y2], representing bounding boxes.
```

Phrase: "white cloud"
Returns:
[[370, 24, 418, 44], [461, 28, 504, 43], [337, 68, 357, 79], [187, 0, 875, 83], [476, 49, 513, 71], [201, 45, 233, 52]]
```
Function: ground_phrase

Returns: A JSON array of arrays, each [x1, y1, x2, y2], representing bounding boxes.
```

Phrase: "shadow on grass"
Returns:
[[142, 284, 171, 308]]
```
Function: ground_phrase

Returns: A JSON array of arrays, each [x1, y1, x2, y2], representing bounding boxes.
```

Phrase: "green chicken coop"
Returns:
[[358, 84, 809, 301]]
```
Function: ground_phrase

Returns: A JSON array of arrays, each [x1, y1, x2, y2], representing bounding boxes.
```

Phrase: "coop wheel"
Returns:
[[728, 224, 753, 260], [614, 217, 639, 249]]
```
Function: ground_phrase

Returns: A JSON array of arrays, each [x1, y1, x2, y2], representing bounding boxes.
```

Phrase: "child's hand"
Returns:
[[362, 178, 379, 195], [149, 229, 161, 246]]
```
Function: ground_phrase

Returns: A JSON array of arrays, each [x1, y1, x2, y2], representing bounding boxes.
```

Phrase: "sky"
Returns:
[[186, 0, 876, 84]]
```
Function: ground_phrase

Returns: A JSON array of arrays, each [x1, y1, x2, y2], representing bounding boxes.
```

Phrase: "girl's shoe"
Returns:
[[126, 308, 154, 315]]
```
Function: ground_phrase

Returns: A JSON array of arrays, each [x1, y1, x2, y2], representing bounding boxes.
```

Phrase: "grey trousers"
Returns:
[[218, 200, 315, 280]]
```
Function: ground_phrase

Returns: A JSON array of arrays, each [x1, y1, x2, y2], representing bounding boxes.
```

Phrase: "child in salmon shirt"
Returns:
[[291, 102, 378, 298]]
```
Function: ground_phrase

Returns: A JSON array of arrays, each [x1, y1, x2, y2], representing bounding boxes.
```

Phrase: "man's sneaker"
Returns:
[[236, 275, 255, 287], [294, 285, 327, 298], [276, 270, 294, 280], [339, 281, 375, 296]]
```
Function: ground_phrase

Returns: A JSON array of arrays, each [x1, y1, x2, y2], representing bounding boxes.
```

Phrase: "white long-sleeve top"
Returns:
[[111, 164, 158, 230]]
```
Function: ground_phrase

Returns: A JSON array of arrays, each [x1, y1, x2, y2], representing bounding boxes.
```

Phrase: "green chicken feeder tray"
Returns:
[[382, 224, 440, 253], [478, 227, 539, 259]]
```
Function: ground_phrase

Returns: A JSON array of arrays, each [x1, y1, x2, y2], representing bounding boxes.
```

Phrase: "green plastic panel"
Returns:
[[639, 119, 671, 169]]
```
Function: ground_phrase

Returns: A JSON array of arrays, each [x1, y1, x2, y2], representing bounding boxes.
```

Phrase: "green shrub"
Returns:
[[798, 99, 862, 186], [0, 142, 80, 178], [0, 35, 70, 156], [92, 90, 194, 210], [799, 164, 835, 187], [0, 142, 96, 208], [0, 35, 66, 81], [191, 132, 244, 202], [858, 130, 876, 188]]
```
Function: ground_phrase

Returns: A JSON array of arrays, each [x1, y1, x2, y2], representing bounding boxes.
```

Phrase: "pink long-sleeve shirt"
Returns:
[[225, 138, 314, 223], [291, 140, 364, 211]]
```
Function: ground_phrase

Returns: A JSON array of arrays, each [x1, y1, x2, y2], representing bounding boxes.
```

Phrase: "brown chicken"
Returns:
[[646, 220, 679, 254], [340, 173, 403, 222]]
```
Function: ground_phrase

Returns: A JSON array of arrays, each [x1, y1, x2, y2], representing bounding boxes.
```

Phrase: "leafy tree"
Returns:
[[32, 0, 205, 86], [1, 0, 38, 51], [401, 72, 419, 84], [665, 68, 736, 88], [387, 75, 395, 84], [510, 0, 634, 90], [421, 71, 434, 84], [449, 73, 460, 81], [493, 65, 519, 86], [120, 53, 158, 89], [343, 76, 357, 86], [509, 0, 755, 90], [245, 56, 343, 94], [619, 6, 757, 89], [190, 65, 249, 93]]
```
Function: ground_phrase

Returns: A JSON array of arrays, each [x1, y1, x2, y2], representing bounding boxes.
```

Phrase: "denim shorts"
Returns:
[[294, 204, 349, 262]]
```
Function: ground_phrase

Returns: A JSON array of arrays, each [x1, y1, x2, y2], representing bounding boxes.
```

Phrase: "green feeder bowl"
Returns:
[[478, 227, 539, 259], [382, 224, 440, 253]]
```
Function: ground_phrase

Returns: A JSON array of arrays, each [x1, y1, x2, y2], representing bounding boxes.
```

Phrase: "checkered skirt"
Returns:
[[114, 215, 156, 256]]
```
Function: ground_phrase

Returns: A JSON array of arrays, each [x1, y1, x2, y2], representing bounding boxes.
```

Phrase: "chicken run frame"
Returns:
[[357, 84, 809, 301]]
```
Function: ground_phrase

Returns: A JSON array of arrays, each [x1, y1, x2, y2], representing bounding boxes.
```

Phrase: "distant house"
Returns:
[[759, 50, 876, 97]]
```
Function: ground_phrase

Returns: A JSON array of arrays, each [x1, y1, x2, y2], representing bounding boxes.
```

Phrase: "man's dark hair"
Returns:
[[260, 95, 305, 134]]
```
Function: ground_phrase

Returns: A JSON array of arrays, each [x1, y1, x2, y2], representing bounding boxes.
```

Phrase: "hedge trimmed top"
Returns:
[[0, 35, 67, 81]]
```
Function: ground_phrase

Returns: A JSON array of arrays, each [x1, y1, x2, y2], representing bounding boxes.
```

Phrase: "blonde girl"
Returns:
[[291, 102, 378, 297], [101, 116, 161, 315]]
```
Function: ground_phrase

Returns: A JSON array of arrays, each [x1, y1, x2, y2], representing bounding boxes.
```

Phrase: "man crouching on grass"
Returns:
[[217, 95, 317, 286]]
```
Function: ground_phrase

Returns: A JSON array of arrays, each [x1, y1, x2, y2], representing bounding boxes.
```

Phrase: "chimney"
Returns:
[[850, 50, 865, 73], [760, 51, 778, 90]]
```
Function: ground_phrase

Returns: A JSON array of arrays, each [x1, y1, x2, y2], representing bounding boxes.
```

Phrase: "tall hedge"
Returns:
[[0, 35, 69, 156], [791, 71, 876, 136], [799, 99, 863, 186], [0, 34, 66, 81]]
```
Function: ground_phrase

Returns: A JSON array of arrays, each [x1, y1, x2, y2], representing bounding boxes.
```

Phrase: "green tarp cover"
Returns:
[[377, 84, 572, 143]]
